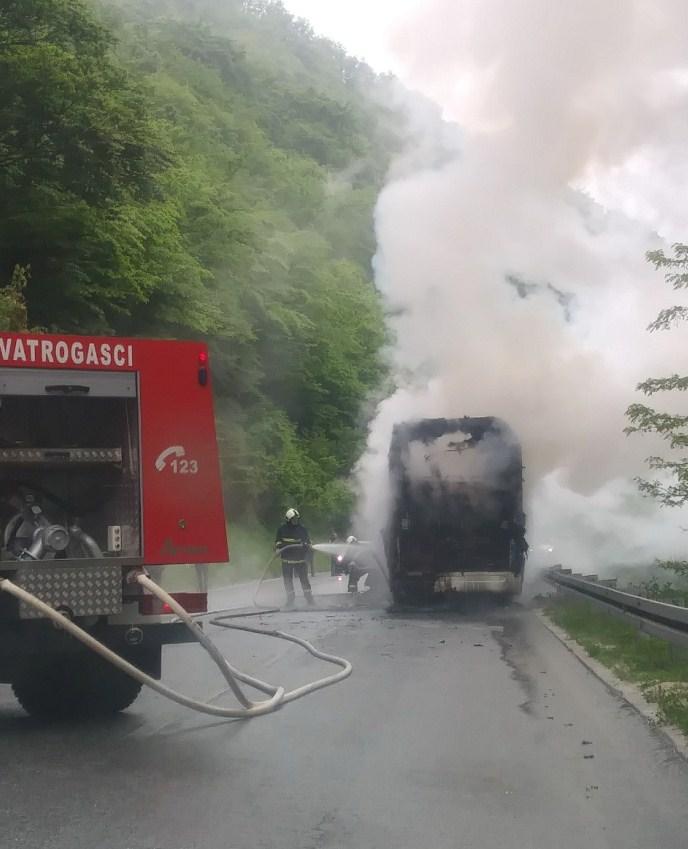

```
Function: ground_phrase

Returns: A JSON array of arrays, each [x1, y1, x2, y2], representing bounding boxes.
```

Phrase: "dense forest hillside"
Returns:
[[0, 0, 407, 528]]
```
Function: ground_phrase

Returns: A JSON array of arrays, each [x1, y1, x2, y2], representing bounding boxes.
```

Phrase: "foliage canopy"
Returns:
[[0, 0, 404, 528], [627, 244, 688, 575]]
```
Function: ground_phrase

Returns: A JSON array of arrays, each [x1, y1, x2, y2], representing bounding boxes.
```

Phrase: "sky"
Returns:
[[280, 0, 417, 74]]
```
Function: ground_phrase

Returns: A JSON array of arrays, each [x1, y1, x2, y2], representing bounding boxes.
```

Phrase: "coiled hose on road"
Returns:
[[0, 548, 352, 719]]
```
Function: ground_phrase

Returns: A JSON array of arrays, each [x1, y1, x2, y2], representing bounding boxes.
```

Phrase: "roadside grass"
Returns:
[[545, 599, 688, 735], [209, 522, 334, 587], [625, 579, 688, 607], [209, 522, 277, 587], [607, 563, 688, 607], [156, 522, 335, 590]]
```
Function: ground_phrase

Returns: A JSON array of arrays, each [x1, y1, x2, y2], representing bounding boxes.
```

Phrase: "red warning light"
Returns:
[[198, 349, 209, 386]]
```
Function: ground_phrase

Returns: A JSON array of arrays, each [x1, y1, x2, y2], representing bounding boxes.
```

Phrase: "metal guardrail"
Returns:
[[546, 566, 688, 650]]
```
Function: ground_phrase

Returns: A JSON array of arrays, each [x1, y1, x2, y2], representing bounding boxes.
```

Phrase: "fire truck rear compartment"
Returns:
[[0, 368, 141, 561]]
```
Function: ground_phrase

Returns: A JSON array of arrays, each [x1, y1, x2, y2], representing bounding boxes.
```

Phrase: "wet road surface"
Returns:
[[2, 581, 688, 849]]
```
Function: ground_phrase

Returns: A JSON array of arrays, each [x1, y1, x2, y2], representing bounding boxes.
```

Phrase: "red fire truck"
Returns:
[[0, 332, 229, 716]]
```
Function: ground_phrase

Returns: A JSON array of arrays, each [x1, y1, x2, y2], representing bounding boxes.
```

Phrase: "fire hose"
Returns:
[[0, 545, 352, 719]]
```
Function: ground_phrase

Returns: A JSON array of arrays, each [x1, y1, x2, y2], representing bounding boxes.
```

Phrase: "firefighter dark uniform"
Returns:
[[275, 509, 314, 606]]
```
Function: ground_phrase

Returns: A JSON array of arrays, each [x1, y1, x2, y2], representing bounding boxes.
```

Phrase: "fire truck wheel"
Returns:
[[12, 654, 143, 718]]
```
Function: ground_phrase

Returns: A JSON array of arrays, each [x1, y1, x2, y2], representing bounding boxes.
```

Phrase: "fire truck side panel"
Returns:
[[0, 332, 229, 565], [137, 342, 228, 565]]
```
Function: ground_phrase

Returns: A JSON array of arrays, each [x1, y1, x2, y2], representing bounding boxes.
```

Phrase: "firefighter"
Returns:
[[275, 508, 315, 607], [344, 535, 364, 594]]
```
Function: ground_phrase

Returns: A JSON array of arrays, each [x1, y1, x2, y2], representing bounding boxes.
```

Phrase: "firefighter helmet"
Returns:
[[285, 507, 300, 522]]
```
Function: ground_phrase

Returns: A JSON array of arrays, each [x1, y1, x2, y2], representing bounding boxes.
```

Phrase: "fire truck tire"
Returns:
[[12, 654, 142, 718]]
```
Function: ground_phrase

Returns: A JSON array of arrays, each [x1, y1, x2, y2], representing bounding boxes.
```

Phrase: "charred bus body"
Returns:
[[385, 417, 526, 604]]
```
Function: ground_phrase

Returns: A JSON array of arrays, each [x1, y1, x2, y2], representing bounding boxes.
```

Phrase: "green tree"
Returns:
[[1, 0, 404, 530], [102, 4, 398, 526], [0, 265, 30, 331], [0, 0, 213, 333], [626, 244, 688, 575]]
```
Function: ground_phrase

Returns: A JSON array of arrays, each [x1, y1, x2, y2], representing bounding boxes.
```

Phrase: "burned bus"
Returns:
[[385, 417, 526, 604]]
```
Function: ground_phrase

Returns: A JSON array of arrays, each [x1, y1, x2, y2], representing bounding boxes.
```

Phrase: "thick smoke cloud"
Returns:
[[355, 0, 688, 571]]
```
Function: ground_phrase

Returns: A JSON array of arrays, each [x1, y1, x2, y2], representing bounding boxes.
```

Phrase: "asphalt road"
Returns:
[[2, 576, 688, 849]]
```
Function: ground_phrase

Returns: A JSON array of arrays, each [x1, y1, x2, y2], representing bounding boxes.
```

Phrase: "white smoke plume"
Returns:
[[355, 0, 688, 573]]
